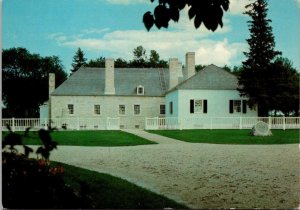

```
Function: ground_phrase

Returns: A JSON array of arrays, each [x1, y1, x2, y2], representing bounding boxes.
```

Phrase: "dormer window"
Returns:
[[137, 85, 144, 95]]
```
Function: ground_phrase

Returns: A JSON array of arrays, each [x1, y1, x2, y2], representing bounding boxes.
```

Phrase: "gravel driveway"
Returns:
[[48, 130, 299, 209]]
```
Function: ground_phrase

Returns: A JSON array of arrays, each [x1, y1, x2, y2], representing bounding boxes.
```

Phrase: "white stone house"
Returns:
[[165, 58, 257, 129], [43, 52, 257, 129]]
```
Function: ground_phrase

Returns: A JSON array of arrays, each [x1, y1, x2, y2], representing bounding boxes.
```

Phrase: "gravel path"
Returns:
[[46, 131, 299, 209]]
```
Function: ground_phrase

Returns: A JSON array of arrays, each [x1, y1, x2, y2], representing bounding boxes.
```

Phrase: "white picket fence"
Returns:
[[145, 117, 300, 130], [2, 117, 300, 131], [1, 117, 120, 131]]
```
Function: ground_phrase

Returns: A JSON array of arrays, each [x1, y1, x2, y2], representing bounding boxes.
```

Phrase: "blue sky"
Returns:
[[3, 0, 300, 73]]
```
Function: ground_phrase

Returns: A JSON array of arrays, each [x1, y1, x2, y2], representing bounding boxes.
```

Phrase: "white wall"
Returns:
[[50, 95, 165, 129], [166, 89, 257, 118], [39, 104, 49, 119], [165, 91, 179, 118]]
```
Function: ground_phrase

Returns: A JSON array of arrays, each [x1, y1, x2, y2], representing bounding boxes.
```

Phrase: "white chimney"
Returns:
[[184, 52, 195, 79], [49, 73, 55, 95], [169, 58, 179, 90], [104, 58, 115, 95]]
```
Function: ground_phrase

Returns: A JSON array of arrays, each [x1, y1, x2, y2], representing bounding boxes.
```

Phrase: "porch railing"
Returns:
[[145, 117, 300, 130], [1, 117, 120, 132]]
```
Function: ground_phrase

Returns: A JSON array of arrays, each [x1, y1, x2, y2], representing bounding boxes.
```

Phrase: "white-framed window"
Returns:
[[194, 100, 203, 113], [134, 104, 141, 115], [94, 105, 101, 115], [67, 104, 74, 115], [119, 105, 126, 115], [190, 99, 207, 114], [160, 104, 166, 115], [137, 85, 144, 95], [233, 100, 241, 113], [230, 100, 245, 114]]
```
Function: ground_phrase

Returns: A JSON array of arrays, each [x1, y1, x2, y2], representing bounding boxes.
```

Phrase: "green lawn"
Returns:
[[148, 129, 299, 144], [51, 161, 187, 209], [3, 130, 156, 146]]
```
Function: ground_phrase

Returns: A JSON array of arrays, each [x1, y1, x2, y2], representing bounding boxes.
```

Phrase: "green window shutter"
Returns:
[[190, 100, 194, 113], [229, 100, 233, 114], [203, 100, 207, 113]]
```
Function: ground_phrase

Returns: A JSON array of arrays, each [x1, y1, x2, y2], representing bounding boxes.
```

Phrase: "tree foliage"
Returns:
[[85, 46, 168, 68], [238, 0, 281, 116], [131, 46, 147, 67], [2, 48, 67, 118], [70, 48, 87, 73], [86, 56, 105, 68], [143, 0, 229, 31], [268, 58, 299, 116]]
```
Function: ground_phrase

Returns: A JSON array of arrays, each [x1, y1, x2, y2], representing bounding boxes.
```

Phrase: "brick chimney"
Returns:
[[184, 52, 195, 80], [169, 58, 179, 90], [104, 58, 115, 95]]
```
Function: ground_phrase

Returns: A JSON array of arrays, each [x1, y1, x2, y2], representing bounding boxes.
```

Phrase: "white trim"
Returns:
[[160, 104, 166, 115], [118, 104, 126, 116], [93, 104, 101, 116], [67, 104, 74, 115], [194, 99, 204, 114], [136, 85, 145, 95], [133, 104, 141, 115]]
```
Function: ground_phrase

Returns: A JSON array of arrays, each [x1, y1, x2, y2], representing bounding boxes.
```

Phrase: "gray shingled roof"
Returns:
[[168, 64, 239, 92], [52, 67, 169, 97]]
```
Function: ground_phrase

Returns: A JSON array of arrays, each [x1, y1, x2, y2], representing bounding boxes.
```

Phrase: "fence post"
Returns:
[[268, 116, 271, 129], [12, 117, 15, 132], [239, 117, 242, 130], [107, 117, 110, 130], [283, 116, 286, 130]]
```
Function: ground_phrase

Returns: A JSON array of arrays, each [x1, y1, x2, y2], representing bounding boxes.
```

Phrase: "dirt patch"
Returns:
[[48, 143, 299, 209]]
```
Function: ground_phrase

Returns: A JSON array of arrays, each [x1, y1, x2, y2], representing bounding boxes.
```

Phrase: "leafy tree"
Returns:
[[2, 47, 67, 118], [86, 57, 105, 68], [222, 65, 231, 73], [85, 47, 167, 68], [70, 48, 87, 73], [115, 58, 129, 68], [238, 0, 281, 116], [149, 50, 160, 67], [130, 45, 147, 67], [232, 65, 243, 76], [148, 50, 168, 68], [143, 0, 229, 31], [195, 64, 207, 72], [268, 58, 299, 116]]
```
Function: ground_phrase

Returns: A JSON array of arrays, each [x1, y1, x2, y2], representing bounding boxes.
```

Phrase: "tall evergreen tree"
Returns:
[[238, 0, 281, 116], [70, 48, 87, 73]]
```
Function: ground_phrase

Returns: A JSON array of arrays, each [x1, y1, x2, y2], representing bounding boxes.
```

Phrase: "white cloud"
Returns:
[[228, 0, 255, 15], [169, 7, 232, 33], [47, 33, 67, 42], [82, 28, 110, 34], [50, 26, 245, 67], [105, 0, 149, 5], [195, 39, 247, 66]]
